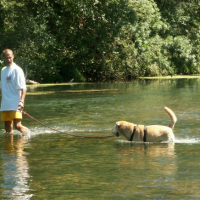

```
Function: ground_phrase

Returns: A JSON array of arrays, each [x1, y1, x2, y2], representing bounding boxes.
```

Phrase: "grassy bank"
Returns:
[[138, 75, 200, 79]]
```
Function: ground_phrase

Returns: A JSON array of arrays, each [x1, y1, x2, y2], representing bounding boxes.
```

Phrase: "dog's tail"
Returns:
[[164, 107, 177, 129]]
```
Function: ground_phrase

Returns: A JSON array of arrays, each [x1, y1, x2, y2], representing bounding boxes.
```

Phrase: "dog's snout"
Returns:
[[113, 131, 120, 137]]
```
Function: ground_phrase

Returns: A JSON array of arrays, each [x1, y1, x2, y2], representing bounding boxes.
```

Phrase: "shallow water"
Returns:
[[1, 79, 200, 199]]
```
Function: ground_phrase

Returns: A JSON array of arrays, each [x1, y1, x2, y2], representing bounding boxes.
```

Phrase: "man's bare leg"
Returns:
[[5, 121, 13, 133], [14, 119, 29, 133]]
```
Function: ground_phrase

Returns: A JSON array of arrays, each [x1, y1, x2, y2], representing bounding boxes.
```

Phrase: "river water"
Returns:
[[0, 79, 200, 199]]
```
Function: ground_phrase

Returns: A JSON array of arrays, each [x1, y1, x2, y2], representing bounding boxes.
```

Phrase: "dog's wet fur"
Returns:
[[113, 107, 177, 142]]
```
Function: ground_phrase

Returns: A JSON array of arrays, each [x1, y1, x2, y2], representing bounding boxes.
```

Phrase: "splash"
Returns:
[[116, 138, 200, 144], [174, 138, 200, 144]]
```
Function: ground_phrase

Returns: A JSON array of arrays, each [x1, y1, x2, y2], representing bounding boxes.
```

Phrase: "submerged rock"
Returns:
[[26, 79, 40, 84]]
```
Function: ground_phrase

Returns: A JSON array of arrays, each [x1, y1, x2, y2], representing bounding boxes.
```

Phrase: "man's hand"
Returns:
[[18, 101, 24, 111]]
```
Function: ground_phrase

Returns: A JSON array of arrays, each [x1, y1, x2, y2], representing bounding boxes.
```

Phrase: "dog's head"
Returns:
[[113, 121, 135, 140], [113, 121, 121, 137]]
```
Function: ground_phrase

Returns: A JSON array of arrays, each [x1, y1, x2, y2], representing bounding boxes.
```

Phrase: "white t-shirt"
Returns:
[[0, 63, 26, 111]]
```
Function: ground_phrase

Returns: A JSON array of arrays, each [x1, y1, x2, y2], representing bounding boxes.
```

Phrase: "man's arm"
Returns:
[[18, 88, 26, 111]]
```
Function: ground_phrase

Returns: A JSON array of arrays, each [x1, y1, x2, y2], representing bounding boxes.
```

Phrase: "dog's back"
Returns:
[[146, 125, 175, 142]]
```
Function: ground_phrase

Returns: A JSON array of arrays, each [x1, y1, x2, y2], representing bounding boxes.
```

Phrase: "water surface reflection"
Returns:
[[0, 79, 200, 199], [1, 134, 32, 199]]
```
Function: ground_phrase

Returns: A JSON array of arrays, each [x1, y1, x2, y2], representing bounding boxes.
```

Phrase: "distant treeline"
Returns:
[[0, 0, 200, 83]]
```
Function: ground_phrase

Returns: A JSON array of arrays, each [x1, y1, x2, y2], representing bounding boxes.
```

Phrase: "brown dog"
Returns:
[[113, 107, 177, 142]]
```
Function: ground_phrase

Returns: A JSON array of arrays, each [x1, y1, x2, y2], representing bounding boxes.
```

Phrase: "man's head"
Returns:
[[3, 49, 14, 66]]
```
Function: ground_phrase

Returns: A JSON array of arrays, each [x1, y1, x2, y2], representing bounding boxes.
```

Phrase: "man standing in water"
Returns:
[[0, 49, 29, 134]]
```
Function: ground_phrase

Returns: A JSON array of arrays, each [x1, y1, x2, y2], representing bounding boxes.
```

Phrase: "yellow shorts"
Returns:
[[1, 111, 22, 121]]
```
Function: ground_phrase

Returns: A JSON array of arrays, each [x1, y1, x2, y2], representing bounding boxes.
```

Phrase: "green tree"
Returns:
[[0, 0, 136, 82], [0, 0, 200, 82], [125, 0, 172, 76], [155, 0, 200, 74]]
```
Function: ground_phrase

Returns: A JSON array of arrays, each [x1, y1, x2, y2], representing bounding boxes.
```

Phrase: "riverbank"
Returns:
[[138, 75, 200, 79], [26, 75, 200, 88]]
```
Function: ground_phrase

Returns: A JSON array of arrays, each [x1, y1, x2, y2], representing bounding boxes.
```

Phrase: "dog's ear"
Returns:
[[116, 122, 121, 128]]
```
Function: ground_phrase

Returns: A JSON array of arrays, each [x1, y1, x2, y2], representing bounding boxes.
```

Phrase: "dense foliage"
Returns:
[[0, 0, 200, 82]]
